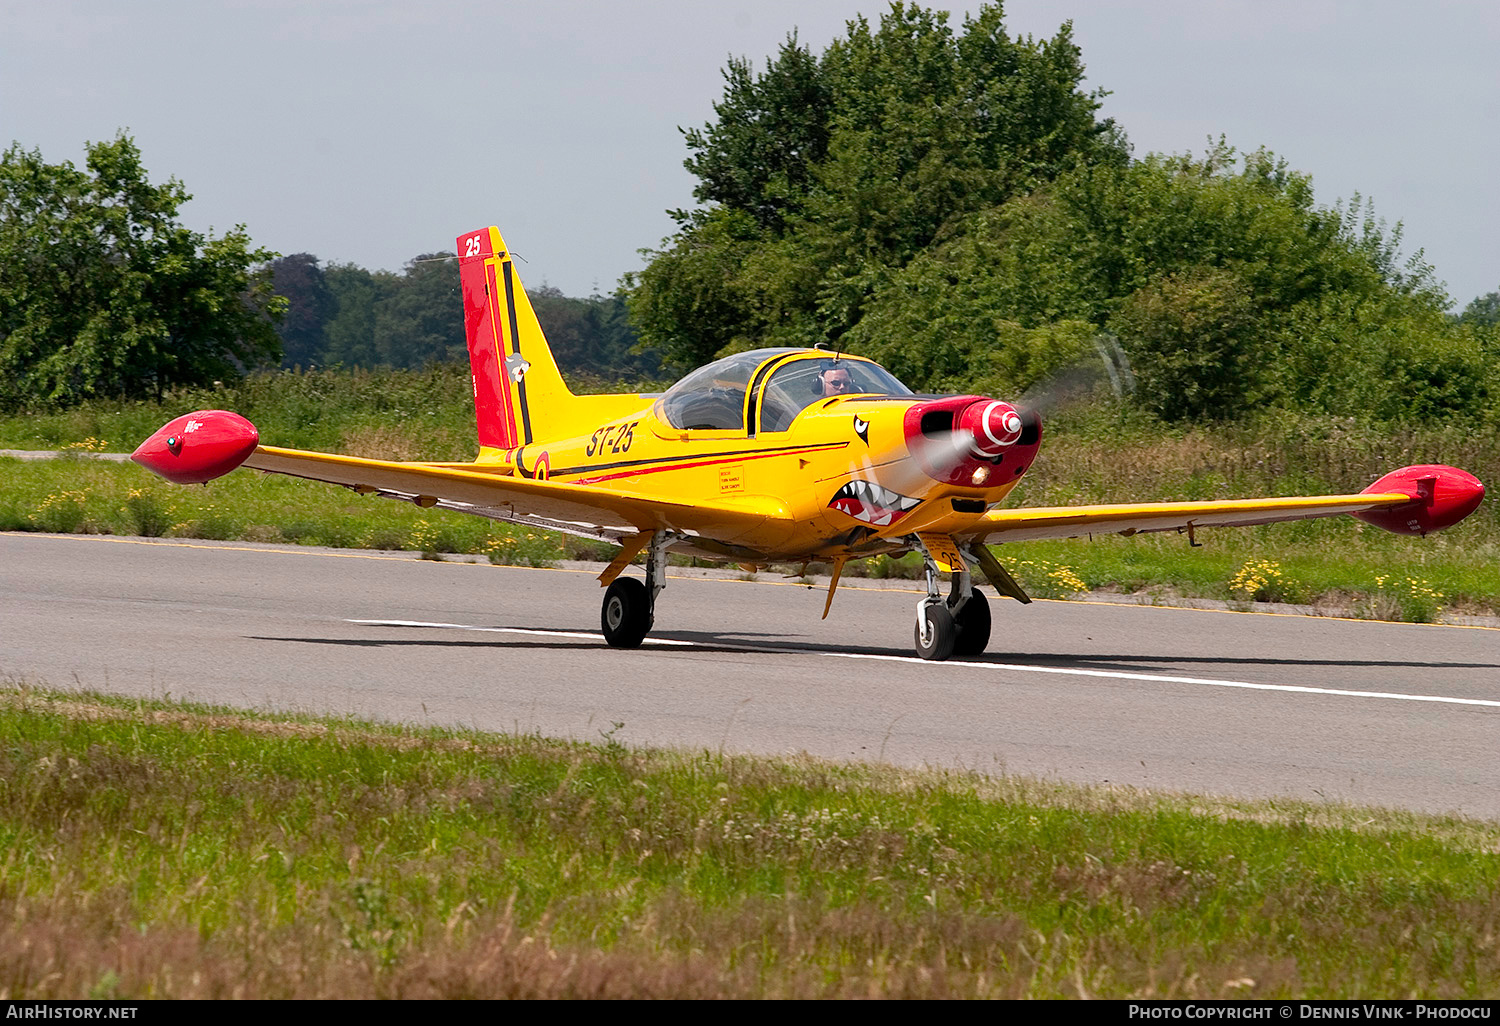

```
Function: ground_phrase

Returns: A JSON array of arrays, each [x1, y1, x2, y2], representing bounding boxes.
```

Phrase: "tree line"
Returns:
[[0, 135, 657, 411], [3, 1, 1497, 424], [0, 136, 282, 408], [267, 252, 660, 383]]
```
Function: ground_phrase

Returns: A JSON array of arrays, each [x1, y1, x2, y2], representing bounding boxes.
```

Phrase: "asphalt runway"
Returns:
[[4, 531, 1498, 820]]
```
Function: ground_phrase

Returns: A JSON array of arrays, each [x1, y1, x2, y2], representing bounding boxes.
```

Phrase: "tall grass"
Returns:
[[1030, 404, 1500, 541], [2, 686, 1498, 999], [1008, 405, 1499, 616], [0, 364, 670, 456], [0, 365, 479, 458]]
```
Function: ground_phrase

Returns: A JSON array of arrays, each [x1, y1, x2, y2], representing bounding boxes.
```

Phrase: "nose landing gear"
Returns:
[[912, 537, 996, 660], [915, 599, 958, 660]]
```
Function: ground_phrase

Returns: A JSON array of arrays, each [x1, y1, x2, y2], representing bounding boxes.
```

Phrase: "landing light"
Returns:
[[971, 466, 991, 486]]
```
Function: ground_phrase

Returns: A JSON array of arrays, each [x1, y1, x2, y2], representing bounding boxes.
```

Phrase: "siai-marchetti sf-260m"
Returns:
[[132, 226, 1486, 660]]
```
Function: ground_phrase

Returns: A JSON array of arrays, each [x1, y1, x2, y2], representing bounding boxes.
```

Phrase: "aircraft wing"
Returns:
[[957, 492, 1416, 545], [244, 445, 790, 544]]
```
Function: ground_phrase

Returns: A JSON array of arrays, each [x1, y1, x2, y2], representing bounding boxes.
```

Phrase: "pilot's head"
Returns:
[[817, 364, 853, 396]]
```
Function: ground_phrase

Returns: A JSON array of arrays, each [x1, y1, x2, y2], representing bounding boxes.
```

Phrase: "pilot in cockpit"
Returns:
[[815, 364, 853, 397]]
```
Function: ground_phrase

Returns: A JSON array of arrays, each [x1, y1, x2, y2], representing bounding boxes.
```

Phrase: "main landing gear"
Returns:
[[598, 530, 997, 660], [601, 531, 673, 648], [601, 577, 651, 647], [913, 541, 992, 661]]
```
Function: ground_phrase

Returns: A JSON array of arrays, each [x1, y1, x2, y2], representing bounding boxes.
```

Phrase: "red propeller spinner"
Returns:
[[901, 395, 1040, 486], [957, 399, 1024, 458]]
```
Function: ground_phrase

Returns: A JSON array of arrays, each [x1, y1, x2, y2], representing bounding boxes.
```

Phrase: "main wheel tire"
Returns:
[[601, 577, 651, 648], [952, 590, 992, 656], [914, 602, 957, 661]]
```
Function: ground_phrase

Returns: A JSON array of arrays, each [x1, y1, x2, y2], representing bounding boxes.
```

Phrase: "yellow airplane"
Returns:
[[132, 226, 1486, 660]]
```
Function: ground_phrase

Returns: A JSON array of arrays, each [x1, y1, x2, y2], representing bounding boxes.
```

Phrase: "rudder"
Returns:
[[456, 227, 577, 456]]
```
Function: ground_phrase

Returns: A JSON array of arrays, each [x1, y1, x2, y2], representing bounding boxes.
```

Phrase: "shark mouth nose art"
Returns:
[[828, 479, 921, 526]]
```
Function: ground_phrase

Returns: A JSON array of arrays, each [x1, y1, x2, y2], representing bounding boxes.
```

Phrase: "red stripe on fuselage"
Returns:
[[567, 442, 846, 486]]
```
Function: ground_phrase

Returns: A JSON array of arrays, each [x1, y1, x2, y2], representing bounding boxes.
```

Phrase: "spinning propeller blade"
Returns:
[[1012, 332, 1136, 421]]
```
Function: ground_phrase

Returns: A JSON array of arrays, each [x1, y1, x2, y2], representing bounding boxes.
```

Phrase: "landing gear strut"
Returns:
[[600, 531, 674, 648], [912, 540, 992, 661]]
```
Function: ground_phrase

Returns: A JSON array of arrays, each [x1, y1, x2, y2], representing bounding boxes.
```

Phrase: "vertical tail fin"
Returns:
[[456, 227, 577, 456]]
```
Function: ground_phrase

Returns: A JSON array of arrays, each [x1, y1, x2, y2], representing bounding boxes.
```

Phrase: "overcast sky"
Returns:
[[3, 0, 1496, 308]]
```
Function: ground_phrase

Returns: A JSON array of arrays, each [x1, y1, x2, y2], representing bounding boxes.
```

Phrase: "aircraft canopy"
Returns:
[[656, 348, 911, 433]]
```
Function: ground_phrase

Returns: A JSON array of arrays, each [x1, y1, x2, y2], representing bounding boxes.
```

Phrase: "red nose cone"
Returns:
[[131, 410, 259, 484], [958, 399, 1024, 458], [901, 395, 1041, 485], [1353, 464, 1485, 535]]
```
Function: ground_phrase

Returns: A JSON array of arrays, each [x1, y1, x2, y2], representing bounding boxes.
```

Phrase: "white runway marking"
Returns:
[[349, 619, 1500, 710], [348, 619, 695, 646]]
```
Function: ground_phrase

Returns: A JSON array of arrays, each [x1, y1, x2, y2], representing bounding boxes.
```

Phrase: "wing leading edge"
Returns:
[[959, 493, 1414, 545], [959, 461, 1485, 544]]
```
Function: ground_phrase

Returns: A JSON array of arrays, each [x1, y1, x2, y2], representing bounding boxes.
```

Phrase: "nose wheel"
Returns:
[[911, 538, 993, 660], [914, 602, 957, 660]]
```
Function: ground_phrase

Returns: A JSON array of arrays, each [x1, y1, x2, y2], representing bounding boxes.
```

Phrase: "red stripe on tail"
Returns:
[[457, 228, 517, 449]]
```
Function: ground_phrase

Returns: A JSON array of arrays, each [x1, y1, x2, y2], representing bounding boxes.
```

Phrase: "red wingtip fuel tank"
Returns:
[[1352, 464, 1485, 536], [131, 410, 259, 485]]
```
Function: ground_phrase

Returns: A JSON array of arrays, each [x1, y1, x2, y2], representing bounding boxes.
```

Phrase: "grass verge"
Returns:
[[5, 455, 1493, 621], [2, 685, 1498, 999]]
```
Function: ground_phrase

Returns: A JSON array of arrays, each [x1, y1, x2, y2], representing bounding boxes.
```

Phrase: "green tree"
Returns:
[[845, 142, 1488, 422], [1110, 267, 1259, 421], [270, 253, 334, 369], [530, 286, 661, 383], [1458, 289, 1500, 328], [1277, 292, 1493, 422], [624, 1, 1499, 426], [680, 35, 831, 232], [628, 1, 1121, 370], [372, 254, 465, 369], [321, 262, 394, 368], [0, 134, 282, 406]]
